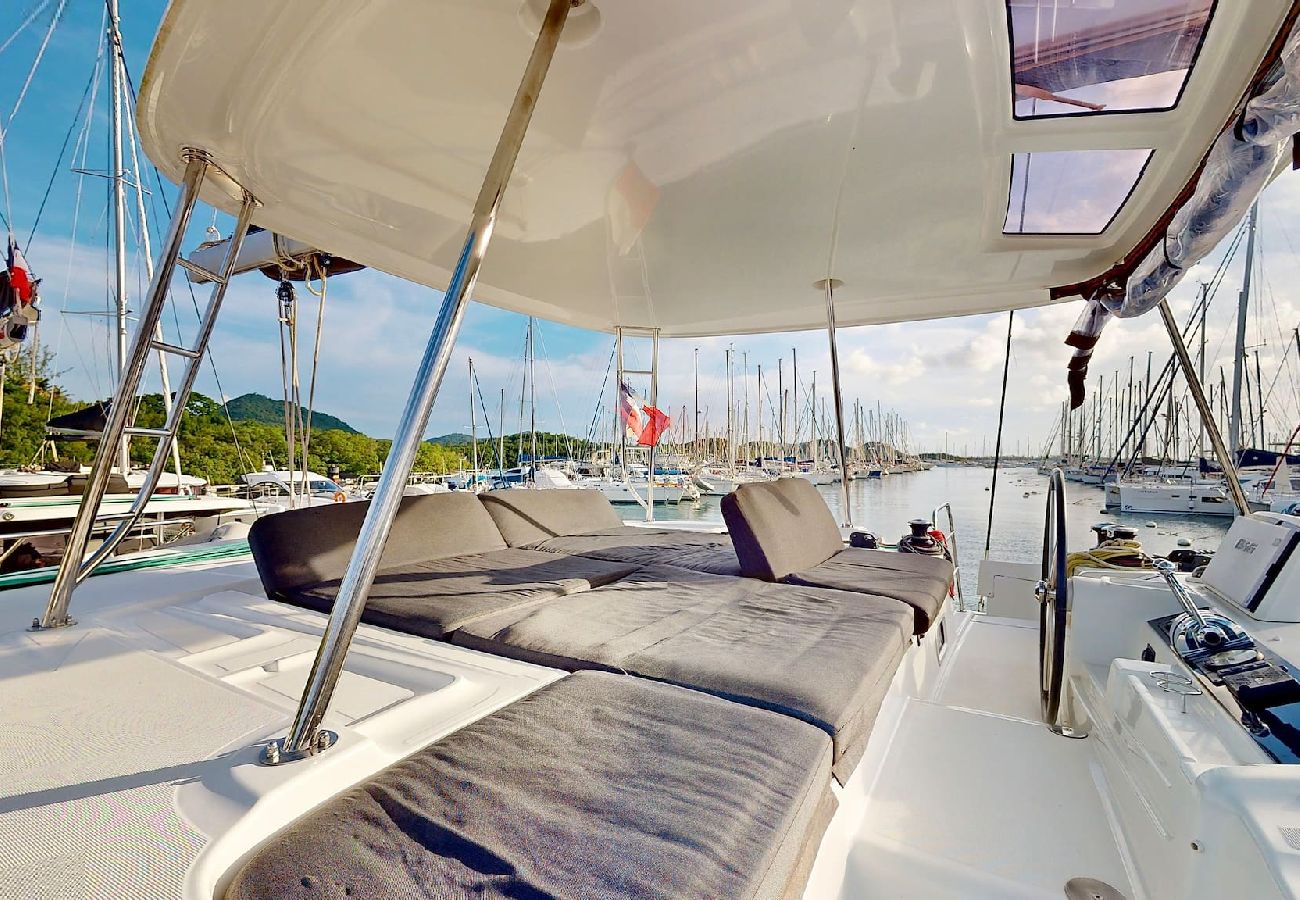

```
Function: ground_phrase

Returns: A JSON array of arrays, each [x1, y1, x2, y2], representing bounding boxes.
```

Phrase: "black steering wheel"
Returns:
[[1038, 468, 1071, 731]]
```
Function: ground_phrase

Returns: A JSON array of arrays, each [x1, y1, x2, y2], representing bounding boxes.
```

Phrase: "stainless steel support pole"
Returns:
[[40, 152, 211, 630], [1158, 299, 1249, 515], [274, 0, 573, 761], [823, 279, 853, 527]]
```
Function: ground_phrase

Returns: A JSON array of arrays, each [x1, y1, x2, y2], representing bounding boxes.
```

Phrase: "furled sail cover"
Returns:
[[1065, 16, 1300, 408], [46, 401, 110, 437]]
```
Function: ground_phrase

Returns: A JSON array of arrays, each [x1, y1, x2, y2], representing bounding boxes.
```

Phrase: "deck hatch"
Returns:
[[1004, 148, 1154, 234], [1008, 0, 1216, 119]]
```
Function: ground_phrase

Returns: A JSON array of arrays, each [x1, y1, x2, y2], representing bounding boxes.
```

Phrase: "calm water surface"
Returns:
[[619, 466, 1231, 598]]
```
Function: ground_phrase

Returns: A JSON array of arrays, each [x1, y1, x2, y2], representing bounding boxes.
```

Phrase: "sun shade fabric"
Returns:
[[786, 548, 953, 635], [722, 478, 845, 580], [282, 548, 638, 639], [223, 671, 836, 900], [527, 526, 741, 574], [453, 564, 912, 781], [248, 493, 507, 595], [479, 488, 624, 547]]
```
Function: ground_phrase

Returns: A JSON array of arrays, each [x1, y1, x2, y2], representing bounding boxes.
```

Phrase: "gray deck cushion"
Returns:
[[224, 672, 837, 900], [479, 487, 623, 547], [787, 548, 954, 635], [528, 525, 742, 574], [721, 477, 844, 580], [454, 564, 912, 781], [249, 493, 507, 596], [282, 548, 637, 639]]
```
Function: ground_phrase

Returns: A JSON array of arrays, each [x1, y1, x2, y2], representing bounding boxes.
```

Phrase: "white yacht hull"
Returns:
[[1104, 480, 1235, 516], [586, 479, 690, 505]]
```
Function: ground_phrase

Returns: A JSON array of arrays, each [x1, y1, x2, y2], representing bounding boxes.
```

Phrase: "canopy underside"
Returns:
[[138, 0, 1292, 336]]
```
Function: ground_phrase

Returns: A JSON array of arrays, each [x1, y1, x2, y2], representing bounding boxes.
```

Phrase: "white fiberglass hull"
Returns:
[[585, 478, 690, 505], [1105, 481, 1235, 517], [792, 471, 841, 485]]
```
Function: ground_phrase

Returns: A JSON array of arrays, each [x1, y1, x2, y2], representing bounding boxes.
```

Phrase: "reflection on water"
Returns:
[[618, 466, 1232, 598]]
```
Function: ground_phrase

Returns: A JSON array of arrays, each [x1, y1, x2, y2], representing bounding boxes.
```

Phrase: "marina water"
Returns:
[[622, 466, 1233, 600]]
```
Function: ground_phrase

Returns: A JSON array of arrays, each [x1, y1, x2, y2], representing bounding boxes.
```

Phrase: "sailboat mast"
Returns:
[[1231, 202, 1258, 457], [1255, 349, 1265, 449], [792, 348, 798, 461], [108, 0, 131, 475], [469, 358, 478, 485], [725, 345, 734, 473], [742, 351, 750, 461], [528, 317, 537, 478], [1198, 283, 1208, 460], [693, 347, 699, 448], [778, 359, 785, 449]]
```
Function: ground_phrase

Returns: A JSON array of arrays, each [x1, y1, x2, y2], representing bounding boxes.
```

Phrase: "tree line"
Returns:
[[0, 359, 603, 485]]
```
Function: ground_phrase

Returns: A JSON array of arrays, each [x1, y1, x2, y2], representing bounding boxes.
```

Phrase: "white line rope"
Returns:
[[0, 0, 53, 60], [52, 12, 108, 405], [0, 0, 67, 233]]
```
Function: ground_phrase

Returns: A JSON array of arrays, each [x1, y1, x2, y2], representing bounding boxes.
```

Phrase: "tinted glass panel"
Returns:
[[1004, 149, 1153, 234], [1008, 0, 1214, 118]]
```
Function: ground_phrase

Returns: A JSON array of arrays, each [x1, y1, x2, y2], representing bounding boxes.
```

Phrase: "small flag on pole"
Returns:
[[7, 235, 33, 304], [619, 381, 672, 447]]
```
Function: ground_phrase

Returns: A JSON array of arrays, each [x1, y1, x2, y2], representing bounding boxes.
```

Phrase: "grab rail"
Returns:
[[931, 501, 965, 610]]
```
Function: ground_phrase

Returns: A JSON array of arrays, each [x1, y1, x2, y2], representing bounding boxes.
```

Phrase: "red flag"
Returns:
[[637, 404, 671, 447], [8, 236, 33, 303], [618, 382, 644, 442]]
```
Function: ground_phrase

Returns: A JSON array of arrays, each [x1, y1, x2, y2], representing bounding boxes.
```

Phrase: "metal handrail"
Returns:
[[931, 501, 964, 609]]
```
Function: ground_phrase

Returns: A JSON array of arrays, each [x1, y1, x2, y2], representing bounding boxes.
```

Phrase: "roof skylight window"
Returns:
[[1008, 0, 1214, 118], [1004, 148, 1153, 234]]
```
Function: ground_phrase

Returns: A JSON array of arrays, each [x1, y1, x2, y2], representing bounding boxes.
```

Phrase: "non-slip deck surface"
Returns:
[[0, 629, 282, 899]]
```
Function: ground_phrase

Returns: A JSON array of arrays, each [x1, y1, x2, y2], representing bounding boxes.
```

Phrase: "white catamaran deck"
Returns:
[[0, 552, 1138, 899], [816, 614, 1133, 899], [0, 562, 563, 898]]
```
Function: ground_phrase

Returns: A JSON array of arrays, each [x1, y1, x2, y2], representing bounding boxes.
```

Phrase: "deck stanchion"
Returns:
[[270, 0, 575, 763]]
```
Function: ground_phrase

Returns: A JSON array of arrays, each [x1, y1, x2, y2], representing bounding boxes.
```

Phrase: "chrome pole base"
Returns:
[[1048, 723, 1089, 740], [29, 616, 75, 632], [259, 730, 338, 766]]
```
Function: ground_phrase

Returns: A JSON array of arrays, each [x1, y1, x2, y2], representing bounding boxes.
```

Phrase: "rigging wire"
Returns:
[[298, 259, 328, 479], [0, 0, 54, 60], [582, 342, 617, 448], [0, 0, 69, 233], [984, 311, 1013, 559], [25, 51, 99, 250], [532, 322, 576, 461]]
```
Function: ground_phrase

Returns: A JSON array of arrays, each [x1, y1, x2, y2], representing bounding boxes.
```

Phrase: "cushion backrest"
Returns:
[[721, 477, 844, 580], [249, 492, 508, 595], [479, 488, 623, 547]]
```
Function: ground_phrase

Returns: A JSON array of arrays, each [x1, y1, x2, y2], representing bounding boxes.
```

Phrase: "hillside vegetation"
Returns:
[[0, 363, 468, 485], [224, 392, 358, 433]]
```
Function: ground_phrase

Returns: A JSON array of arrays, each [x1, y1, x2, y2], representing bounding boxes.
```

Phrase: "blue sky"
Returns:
[[4, 1, 1299, 458]]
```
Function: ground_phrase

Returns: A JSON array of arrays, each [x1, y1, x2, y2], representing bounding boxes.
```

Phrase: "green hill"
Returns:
[[224, 393, 359, 434], [427, 432, 474, 446]]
